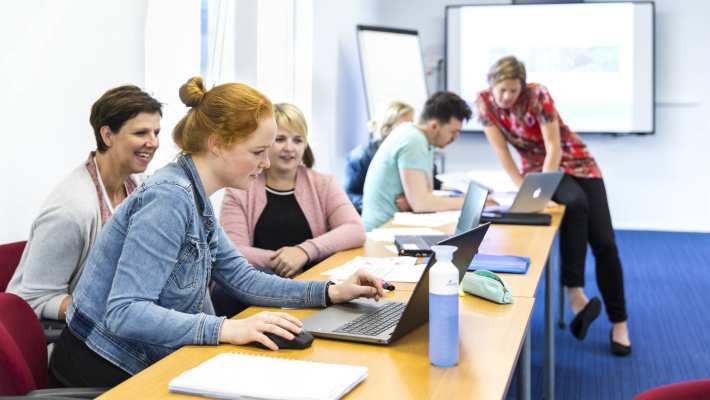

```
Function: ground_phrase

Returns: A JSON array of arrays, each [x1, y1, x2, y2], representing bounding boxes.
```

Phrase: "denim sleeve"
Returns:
[[348, 193, 363, 214], [344, 147, 365, 194], [104, 183, 225, 347], [211, 227, 328, 308], [345, 140, 377, 195]]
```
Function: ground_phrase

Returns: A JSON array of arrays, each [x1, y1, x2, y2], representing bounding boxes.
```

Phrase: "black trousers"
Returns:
[[552, 174, 628, 323], [49, 328, 131, 388]]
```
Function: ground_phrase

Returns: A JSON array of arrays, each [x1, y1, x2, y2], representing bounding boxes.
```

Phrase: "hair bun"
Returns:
[[179, 77, 207, 107]]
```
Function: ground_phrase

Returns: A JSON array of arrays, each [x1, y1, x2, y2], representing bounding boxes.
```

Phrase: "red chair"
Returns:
[[635, 379, 710, 400], [0, 292, 104, 397], [0, 240, 26, 292], [0, 240, 66, 344], [0, 292, 46, 394]]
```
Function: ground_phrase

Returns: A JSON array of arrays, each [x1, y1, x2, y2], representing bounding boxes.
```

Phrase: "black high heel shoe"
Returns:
[[610, 329, 632, 356], [570, 297, 601, 340]]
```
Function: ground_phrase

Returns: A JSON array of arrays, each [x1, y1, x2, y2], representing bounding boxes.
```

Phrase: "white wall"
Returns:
[[2, 1, 707, 241], [0, 0, 149, 243], [227, 0, 378, 205], [371, 0, 710, 232], [144, 0, 201, 173], [310, 0, 380, 178]]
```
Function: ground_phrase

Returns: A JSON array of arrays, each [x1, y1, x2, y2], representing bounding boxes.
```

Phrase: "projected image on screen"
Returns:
[[447, 2, 654, 134]]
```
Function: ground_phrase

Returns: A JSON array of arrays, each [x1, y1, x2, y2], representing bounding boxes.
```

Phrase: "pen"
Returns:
[[379, 279, 396, 291]]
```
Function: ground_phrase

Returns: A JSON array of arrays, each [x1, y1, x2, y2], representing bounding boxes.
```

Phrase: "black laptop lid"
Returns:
[[390, 222, 491, 341]]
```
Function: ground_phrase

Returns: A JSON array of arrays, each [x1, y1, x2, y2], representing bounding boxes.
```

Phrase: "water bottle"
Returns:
[[429, 245, 459, 367]]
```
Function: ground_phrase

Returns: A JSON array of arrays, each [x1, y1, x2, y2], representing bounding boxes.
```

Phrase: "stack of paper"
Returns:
[[169, 352, 367, 400], [367, 227, 443, 242], [437, 169, 518, 193], [392, 211, 460, 227], [322, 256, 425, 283], [432, 189, 463, 197]]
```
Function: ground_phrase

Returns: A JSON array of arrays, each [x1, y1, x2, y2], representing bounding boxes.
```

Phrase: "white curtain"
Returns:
[[202, 0, 236, 86], [144, 0, 201, 174]]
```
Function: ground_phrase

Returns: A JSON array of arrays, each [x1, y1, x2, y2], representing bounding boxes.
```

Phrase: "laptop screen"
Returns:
[[455, 181, 490, 235]]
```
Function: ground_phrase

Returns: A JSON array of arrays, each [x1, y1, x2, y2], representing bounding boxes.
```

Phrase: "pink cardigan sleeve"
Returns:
[[220, 188, 276, 268], [298, 175, 366, 262]]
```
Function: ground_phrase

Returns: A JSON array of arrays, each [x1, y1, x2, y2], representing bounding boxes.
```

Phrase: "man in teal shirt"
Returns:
[[362, 92, 472, 231]]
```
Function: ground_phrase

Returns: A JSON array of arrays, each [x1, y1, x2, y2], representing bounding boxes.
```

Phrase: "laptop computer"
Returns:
[[393, 181, 489, 256], [480, 171, 564, 226], [302, 223, 490, 345]]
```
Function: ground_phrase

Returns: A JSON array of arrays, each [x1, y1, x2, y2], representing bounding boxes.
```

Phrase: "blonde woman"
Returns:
[[50, 79, 383, 387], [476, 55, 631, 356], [344, 101, 414, 213], [216, 103, 365, 315]]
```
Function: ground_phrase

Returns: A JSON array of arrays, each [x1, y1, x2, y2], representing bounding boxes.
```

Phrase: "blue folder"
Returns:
[[468, 254, 531, 274]]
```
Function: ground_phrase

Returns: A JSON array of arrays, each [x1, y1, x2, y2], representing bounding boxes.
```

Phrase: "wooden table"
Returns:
[[99, 294, 534, 400], [372, 208, 564, 298], [379, 206, 565, 400], [99, 208, 563, 400]]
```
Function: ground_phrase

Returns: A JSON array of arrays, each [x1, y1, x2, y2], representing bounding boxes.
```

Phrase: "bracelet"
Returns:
[[324, 280, 335, 307], [296, 245, 311, 263]]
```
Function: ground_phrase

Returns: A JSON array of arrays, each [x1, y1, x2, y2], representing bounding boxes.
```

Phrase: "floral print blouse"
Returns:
[[476, 83, 601, 178]]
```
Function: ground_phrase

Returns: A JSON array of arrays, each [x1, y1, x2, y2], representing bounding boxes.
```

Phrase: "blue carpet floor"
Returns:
[[507, 229, 710, 399]]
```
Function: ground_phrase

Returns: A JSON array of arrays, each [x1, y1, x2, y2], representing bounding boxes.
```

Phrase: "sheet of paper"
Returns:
[[322, 256, 424, 282], [392, 211, 460, 227], [382, 263, 427, 283], [433, 189, 463, 197], [487, 191, 516, 209], [437, 169, 518, 193], [367, 227, 444, 242], [384, 244, 398, 254]]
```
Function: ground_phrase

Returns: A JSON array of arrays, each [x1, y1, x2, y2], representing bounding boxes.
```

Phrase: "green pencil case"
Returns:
[[461, 269, 513, 304]]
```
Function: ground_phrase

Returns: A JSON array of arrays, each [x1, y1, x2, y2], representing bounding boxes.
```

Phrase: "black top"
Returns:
[[253, 186, 314, 253]]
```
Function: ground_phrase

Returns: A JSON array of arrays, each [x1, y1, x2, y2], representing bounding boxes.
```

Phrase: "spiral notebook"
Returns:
[[168, 352, 367, 400]]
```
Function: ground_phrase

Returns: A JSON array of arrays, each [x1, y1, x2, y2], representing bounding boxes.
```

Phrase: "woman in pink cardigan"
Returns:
[[220, 102, 365, 273]]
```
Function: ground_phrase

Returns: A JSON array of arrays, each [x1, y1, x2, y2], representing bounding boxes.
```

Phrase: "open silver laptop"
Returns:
[[393, 181, 489, 256], [481, 172, 564, 225], [302, 223, 490, 345]]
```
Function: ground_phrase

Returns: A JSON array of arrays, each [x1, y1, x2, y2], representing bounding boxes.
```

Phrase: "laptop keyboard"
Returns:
[[334, 302, 406, 337]]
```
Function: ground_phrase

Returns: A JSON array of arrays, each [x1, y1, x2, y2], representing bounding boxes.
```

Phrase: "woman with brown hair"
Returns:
[[476, 56, 631, 356], [8, 85, 162, 322]]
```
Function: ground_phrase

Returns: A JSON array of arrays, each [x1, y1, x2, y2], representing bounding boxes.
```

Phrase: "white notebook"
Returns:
[[168, 352, 368, 400]]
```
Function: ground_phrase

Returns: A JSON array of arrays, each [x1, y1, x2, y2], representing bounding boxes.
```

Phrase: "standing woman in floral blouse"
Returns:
[[475, 55, 631, 356]]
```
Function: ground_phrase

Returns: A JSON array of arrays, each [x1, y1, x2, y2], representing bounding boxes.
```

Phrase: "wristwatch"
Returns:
[[324, 280, 335, 306]]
